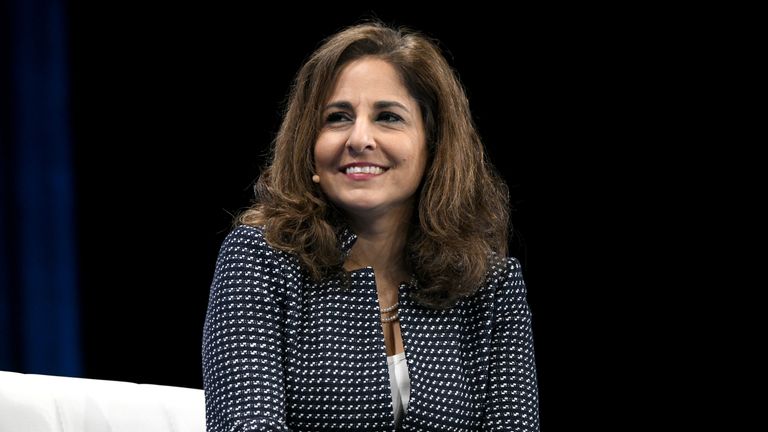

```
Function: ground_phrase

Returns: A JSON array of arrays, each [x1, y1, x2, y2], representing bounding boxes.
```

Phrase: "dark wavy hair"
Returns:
[[238, 20, 511, 309]]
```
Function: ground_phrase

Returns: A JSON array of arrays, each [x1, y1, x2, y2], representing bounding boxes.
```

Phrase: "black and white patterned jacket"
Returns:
[[202, 225, 539, 431]]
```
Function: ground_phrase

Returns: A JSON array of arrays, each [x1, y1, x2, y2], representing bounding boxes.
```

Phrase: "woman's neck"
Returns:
[[345, 215, 411, 281]]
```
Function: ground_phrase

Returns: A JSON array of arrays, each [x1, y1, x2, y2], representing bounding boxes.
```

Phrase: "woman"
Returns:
[[202, 20, 539, 431]]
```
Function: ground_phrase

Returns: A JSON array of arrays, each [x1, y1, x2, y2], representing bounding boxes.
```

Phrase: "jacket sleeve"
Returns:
[[202, 226, 294, 432], [483, 257, 540, 431]]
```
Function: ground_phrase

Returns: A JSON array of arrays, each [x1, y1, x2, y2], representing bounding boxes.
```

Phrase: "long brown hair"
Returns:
[[238, 20, 511, 309]]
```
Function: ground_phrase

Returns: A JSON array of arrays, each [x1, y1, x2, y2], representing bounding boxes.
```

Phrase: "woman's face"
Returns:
[[314, 57, 428, 222]]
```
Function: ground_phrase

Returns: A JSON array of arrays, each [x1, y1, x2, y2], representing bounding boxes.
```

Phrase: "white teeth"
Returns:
[[345, 166, 384, 175]]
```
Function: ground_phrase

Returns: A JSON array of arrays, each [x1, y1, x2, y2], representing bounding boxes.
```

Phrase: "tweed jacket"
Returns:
[[202, 225, 539, 431]]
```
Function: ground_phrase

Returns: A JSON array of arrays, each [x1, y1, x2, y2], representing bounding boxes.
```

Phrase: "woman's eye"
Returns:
[[326, 112, 350, 123], [378, 112, 403, 123]]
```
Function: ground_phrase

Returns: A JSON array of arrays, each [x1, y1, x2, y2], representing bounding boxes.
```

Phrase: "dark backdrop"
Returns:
[[65, 4, 639, 428], [2, 2, 714, 429]]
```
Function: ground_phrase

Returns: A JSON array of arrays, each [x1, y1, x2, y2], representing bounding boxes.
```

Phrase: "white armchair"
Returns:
[[0, 370, 205, 432]]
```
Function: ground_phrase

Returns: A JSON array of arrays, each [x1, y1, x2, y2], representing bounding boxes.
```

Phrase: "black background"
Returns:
[[68, 4, 655, 428]]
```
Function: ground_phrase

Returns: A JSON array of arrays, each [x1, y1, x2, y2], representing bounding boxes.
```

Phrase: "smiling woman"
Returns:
[[314, 58, 428, 222], [202, 20, 539, 431]]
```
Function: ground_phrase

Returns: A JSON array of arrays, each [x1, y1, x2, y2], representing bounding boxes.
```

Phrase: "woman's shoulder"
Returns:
[[210, 224, 304, 308], [472, 255, 527, 299], [217, 224, 292, 264], [483, 255, 524, 283], [221, 223, 268, 247]]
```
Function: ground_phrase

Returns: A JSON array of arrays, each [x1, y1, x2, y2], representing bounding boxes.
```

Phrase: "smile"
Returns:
[[344, 166, 386, 175]]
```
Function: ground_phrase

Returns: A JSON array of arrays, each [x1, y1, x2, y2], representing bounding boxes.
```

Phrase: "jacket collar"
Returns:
[[337, 225, 357, 256]]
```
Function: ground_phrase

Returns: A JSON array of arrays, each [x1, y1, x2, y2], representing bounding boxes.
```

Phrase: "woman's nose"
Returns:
[[346, 119, 376, 153]]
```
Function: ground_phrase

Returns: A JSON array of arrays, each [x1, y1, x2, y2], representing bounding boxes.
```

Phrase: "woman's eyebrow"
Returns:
[[323, 100, 410, 113], [374, 100, 410, 113], [323, 101, 353, 111]]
